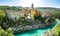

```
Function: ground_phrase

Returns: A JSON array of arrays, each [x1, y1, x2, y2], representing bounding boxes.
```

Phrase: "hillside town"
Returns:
[[5, 4, 51, 21], [0, 0, 60, 36], [0, 4, 55, 34], [0, 4, 58, 36]]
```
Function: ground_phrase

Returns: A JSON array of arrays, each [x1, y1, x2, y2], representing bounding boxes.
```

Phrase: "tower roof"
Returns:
[[31, 3, 34, 9], [32, 3, 34, 6]]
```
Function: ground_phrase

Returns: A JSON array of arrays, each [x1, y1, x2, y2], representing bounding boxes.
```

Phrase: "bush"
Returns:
[[45, 17, 56, 23], [0, 26, 14, 36]]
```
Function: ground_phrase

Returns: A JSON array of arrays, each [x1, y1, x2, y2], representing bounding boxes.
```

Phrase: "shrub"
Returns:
[[0, 26, 14, 36]]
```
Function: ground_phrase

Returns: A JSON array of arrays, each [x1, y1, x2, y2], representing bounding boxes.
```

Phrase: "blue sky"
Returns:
[[0, 0, 60, 8]]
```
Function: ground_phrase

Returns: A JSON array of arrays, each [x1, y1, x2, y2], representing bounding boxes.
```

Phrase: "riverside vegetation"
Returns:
[[0, 26, 14, 36], [43, 23, 60, 36]]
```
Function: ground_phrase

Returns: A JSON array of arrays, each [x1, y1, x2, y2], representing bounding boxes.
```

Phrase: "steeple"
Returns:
[[31, 3, 34, 9]]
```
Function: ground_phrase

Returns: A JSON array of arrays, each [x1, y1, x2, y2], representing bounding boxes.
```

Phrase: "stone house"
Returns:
[[6, 10, 21, 20]]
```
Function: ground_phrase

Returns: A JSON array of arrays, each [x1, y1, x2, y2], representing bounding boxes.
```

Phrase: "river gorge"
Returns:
[[14, 19, 60, 36]]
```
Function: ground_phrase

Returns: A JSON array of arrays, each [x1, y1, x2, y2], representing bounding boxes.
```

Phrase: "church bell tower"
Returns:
[[31, 3, 34, 9]]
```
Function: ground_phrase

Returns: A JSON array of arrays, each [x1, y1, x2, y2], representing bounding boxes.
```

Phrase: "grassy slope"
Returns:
[[35, 7, 60, 15]]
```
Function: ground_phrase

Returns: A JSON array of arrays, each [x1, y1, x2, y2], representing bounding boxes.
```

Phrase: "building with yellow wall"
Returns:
[[30, 9, 35, 20], [30, 4, 36, 20]]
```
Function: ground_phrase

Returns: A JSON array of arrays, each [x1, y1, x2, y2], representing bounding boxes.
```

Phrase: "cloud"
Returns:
[[17, 0, 45, 7], [0, 0, 60, 8]]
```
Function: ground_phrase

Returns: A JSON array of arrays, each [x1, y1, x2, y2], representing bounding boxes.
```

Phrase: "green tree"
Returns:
[[0, 26, 14, 36], [45, 17, 56, 23]]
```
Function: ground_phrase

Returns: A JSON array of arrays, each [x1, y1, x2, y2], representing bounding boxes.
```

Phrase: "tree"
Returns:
[[6, 28, 12, 33], [0, 26, 14, 36], [34, 10, 42, 21], [45, 17, 56, 23]]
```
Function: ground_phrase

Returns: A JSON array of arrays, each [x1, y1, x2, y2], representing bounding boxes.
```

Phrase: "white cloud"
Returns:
[[18, 0, 45, 7], [0, 0, 60, 8]]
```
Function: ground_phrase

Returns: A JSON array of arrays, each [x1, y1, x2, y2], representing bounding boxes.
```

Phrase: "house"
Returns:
[[21, 8, 28, 19], [42, 12, 51, 18], [6, 10, 21, 20]]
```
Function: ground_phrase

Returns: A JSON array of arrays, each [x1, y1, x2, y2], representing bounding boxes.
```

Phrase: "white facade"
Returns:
[[42, 12, 51, 18], [27, 13, 31, 19], [6, 10, 21, 20]]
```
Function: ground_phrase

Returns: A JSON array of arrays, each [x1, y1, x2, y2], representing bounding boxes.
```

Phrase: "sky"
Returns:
[[0, 0, 60, 8]]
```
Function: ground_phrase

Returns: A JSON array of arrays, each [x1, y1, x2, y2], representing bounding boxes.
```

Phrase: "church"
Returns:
[[5, 4, 41, 20]]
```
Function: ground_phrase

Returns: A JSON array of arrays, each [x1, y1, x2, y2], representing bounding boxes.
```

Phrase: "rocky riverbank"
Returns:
[[11, 22, 56, 34], [43, 21, 60, 36]]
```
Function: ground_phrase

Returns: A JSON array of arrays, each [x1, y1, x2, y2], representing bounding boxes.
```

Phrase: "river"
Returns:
[[15, 19, 60, 36]]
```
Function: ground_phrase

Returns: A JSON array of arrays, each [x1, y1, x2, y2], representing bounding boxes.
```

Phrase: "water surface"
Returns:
[[15, 19, 60, 36]]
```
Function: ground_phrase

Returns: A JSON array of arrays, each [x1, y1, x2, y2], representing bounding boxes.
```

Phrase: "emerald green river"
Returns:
[[15, 19, 60, 36]]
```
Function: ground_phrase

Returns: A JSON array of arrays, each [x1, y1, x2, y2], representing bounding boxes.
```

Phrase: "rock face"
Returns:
[[11, 22, 56, 34]]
